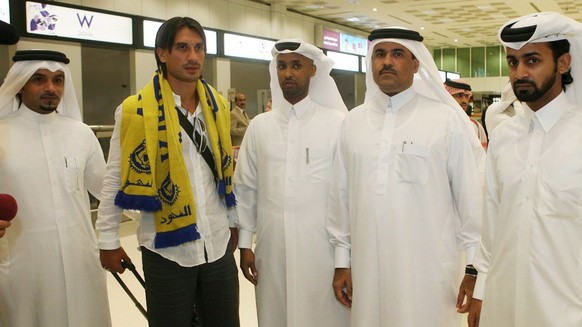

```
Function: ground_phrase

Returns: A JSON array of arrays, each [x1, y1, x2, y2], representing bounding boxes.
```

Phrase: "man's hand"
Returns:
[[229, 227, 238, 252], [468, 298, 482, 327], [0, 220, 10, 238], [332, 268, 352, 308], [239, 248, 258, 285], [100, 247, 132, 274], [456, 274, 476, 313]]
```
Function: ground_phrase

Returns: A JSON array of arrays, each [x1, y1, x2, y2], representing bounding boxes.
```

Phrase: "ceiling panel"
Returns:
[[253, 0, 582, 48]]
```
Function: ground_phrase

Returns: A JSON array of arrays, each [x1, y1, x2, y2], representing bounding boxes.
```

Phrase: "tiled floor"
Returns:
[[106, 220, 469, 327], [105, 220, 258, 327]]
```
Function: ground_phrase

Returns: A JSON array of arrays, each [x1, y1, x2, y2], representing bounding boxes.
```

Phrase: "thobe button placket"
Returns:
[[285, 107, 299, 194], [376, 99, 395, 197]]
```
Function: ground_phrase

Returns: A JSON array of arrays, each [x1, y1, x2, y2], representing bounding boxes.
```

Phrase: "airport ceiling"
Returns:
[[254, 0, 582, 48]]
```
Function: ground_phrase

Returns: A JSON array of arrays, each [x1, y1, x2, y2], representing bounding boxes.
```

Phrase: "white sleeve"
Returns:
[[233, 120, 258, 249], [95, 105, 124, 250], [473, 139, 500, 299], [326, 121, 351, 268], [84, 127, 107, 201], [447, 114, 484, 263]]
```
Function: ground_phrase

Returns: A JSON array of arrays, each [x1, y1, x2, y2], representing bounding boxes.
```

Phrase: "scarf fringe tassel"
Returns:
[[225, 192, 237, 208], [115, 191, 162, 212], [154, 224, 201, 248]]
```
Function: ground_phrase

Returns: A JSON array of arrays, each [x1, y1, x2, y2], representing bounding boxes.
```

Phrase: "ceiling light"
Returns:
[[373, 8, 378, 12], [420, 26, 425, 30], [347, 17, 360, 22], [305, 5, 324, 9]]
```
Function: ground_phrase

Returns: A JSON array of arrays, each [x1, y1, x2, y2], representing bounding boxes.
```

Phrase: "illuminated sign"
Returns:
[[327, 50, 359, 72], [322, 28, 367, 56], [25, 1, 133, 45], [224, 33, 275, 61], [0, 0, 9, 23], [142, 20, 217, 54]]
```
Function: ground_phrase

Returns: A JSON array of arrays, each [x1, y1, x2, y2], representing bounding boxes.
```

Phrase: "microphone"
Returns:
[[0, 194, 18, 221], [0, 20, 19, 45]]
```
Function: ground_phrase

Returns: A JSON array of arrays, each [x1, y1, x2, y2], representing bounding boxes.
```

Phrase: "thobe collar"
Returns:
[[282, 95, 313, 119], [18, 105, 58, 123], [522, 92, 570, 133], [373, 85, 416, 113]]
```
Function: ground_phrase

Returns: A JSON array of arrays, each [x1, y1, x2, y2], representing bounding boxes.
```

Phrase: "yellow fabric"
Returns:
[[116, 72, 235, 248]]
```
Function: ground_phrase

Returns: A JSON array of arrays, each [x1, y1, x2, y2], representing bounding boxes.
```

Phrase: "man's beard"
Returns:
[[512, 66, 558, 102]]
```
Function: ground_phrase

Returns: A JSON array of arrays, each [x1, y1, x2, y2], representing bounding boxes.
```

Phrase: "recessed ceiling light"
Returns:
[[373, 8, 378, 12], [305, 5, 324, 9], [420, 26, 425, 30], [454, 39, 459, 42], [347, 17, 360, 22]]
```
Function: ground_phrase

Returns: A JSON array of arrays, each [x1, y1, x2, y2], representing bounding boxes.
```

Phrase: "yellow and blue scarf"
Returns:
[[115, 72, 235, 248]]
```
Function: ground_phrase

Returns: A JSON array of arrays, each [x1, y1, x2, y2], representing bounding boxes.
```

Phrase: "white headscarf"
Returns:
[[499, 12, 582, 106], [0, 56, 81, 121], [485, 82, 522, 133], [364, 27, 483, 158], [269, 39, 347, 113]]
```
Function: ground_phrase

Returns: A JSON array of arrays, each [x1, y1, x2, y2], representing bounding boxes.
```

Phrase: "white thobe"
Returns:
[[474, 93, 582, 326], [0, 108, 110, 327], [235, 96, 350, 327], [327, 87, 482, 326]]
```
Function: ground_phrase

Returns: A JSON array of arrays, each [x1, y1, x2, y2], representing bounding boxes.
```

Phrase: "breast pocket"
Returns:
[[395, 144, 430, 184], [64, 157, 85, 193], [538, 171, 582, 219], [301, 147, 333, 184]]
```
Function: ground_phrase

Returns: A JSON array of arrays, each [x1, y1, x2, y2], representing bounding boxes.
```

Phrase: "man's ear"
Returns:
[[413, 58, 420, 73], [156, 47, 167, 63], [558, 52, 572, 74], [310, 64, 317, 77]]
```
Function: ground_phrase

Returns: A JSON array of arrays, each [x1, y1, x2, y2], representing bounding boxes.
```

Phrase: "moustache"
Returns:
[[380, 66, 397, 75], [41, 92, 58, 99]]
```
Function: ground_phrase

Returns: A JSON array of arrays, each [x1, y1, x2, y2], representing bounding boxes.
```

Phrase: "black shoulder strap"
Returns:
[[175, 106, 218, 181]]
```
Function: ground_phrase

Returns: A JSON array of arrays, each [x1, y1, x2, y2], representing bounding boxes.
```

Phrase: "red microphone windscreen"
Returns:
[[0, 194, 18, 221]]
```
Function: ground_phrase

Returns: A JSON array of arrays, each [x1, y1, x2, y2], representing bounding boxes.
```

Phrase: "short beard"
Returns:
[[513, 65, 557, 102]]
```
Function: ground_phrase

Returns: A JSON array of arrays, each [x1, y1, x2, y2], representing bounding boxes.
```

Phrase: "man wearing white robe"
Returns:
[[469, 12, 582, 327], [327, 28, 484, 326], [0, 50, 110, 327], [235, 40, 350, 326], [0, 19, 19, 238]]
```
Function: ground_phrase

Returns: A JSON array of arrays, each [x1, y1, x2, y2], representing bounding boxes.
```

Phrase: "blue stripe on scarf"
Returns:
[[202, 79, 219, 113], [115, 191, 162, 212], [225, 192, 237, 208], [154, 224, 201, 248], [218, 180, 226, 196]]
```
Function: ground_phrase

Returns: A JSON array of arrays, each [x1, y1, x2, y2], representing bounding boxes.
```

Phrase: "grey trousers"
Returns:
[[141, 245, 240, 327]]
